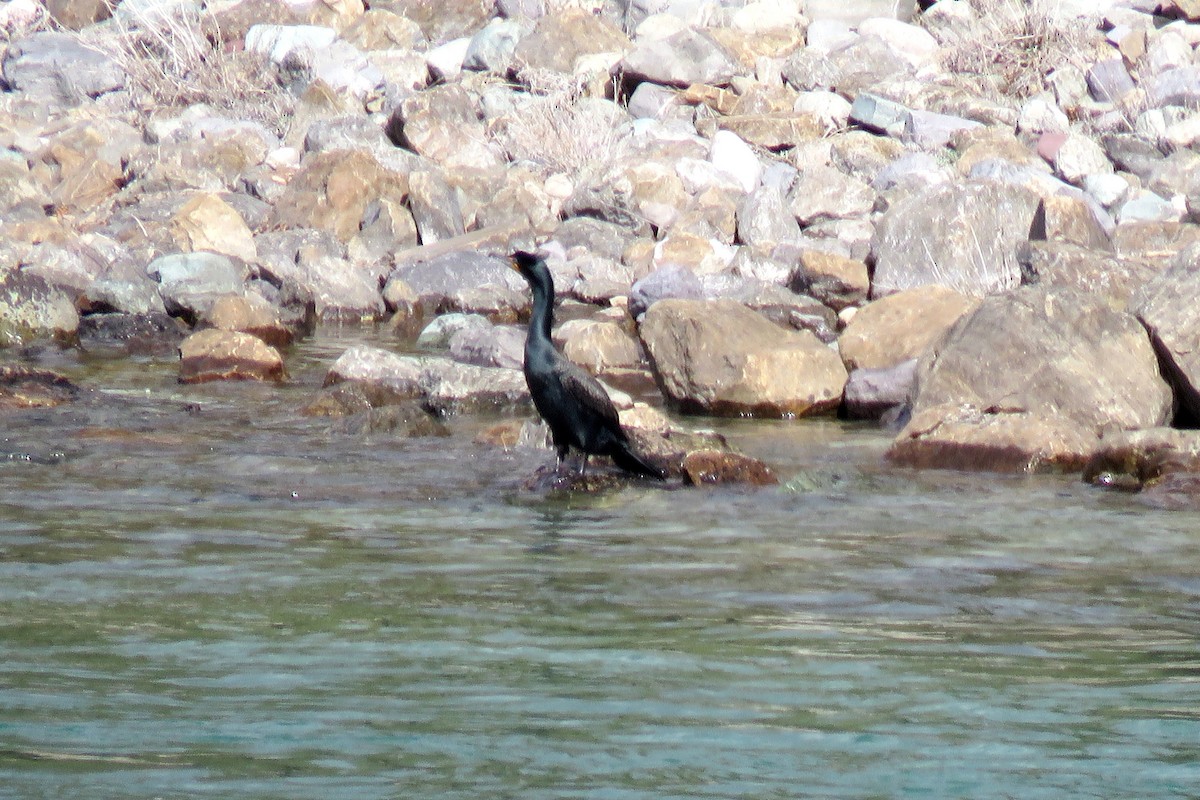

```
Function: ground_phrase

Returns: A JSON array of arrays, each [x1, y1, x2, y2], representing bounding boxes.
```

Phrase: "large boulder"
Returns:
[[385, 250, 526, 320], [838, 285, 977, 371], [871, 181, 1040, 297], [1133, 259, 1200, 425], [912, 286, 1174, 431], [640, 298, 848, 417], [0, 268, 81, 345]]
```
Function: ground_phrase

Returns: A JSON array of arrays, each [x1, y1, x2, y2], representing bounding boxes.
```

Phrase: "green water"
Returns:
[[2, 331, 1198, 799]]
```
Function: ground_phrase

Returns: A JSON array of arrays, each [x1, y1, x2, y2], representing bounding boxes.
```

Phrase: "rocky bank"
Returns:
[[4, 0, 1200, 491]]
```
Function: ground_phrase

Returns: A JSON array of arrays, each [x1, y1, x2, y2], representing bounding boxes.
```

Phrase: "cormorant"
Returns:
[[510, 251, 666, 480]]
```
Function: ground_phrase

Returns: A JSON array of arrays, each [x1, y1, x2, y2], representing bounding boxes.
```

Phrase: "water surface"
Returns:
[[2, 331, 1198, 799]]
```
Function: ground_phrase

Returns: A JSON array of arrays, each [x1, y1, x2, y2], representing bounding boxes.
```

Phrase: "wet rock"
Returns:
[[843, 358, 917, 420], [1084, 428, 1200, 489], [641, 298, 847, 417], [387, 250, 527, 321], [1132, 259, 1200, 425], [911, 286, 1174, 435], [0, 268, 80, 345], [621, 28, 740, 88], [790, 250, 869, 311], [326, 344, 530, 414], [417, 312, 490, 349], [888, 404, 1100, 473], [302, 385, 448, 436], [178, 329, 286, 384], [871, 181, 1040, 297], [839, 286, 977, 372], [0, 365, 82, 410], [681, 449, 778, 486], [2, 32, 125, 104], [77, 311, 188, 356]]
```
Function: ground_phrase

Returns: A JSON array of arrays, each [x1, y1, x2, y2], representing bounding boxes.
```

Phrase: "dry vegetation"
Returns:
[[933, 0, 1102, 99], [84, 1, 293, 134], [490, 68, 631, 176]]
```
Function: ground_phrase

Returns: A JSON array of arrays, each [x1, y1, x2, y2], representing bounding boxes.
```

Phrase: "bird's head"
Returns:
[[510, 250, 543, 277]]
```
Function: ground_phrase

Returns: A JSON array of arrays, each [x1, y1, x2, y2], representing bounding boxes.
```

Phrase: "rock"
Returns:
[[387, 84, 501, 171], [843, 358, 917, 420], [1133, 259, 1200, 425], [0, 365, 82, 410], [790, 250, 869, 311], [45, 0, 111, 29], [169, 193, 257, 262], [202, 293, 296, 348], [449, 321, 525, 370], [245, 24, 338, 63], [417, 312, 490, 348], [49, 156, 122, 214], [1048, 132, 1114, 186], [871, 181, 1040, 297], [464, 18, 524, 73], [621, 27, 740, 88], [254, 229, 382, 321], [1083, 428, 1200, 489], [1145, 66, 1200, 108], [911, 286, 1174, 435], [640, 298, 848, 417], [77, 311, 188, 356], [2, 32, 125, 104], [1021, 241, 1159, 307], [267, 150, 409, 243], [629, 265, 704, 318], [888, 404, 1101, 473], [408, 171, 466, 245], [373, 0, 493, 45], [681, 449, 778, 486], [147, 252, 245, 323], [513, 8, 630, 73], [700, 112, 825, 151], [388, 251, 527, 320], [304, 387, 449, 438], [736, 187, 801, 248], [788, 165, 876, 225], [341, 9, 424, 50], [425, 37, 471, 82], [1117, 190, 1180, 224], [178, 329, 286, 384], [1086, 58, 1135, 103], [709, 130, 761, 193], [560, 319, 642, 375], [325, 343, 425, 403], [806, 0, 916, 24], [0, 268, 81, 345], [840, 286, 976, 372]]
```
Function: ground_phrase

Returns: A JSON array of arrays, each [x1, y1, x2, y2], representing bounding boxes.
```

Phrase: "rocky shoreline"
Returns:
[[3, 0, 1200, 493]]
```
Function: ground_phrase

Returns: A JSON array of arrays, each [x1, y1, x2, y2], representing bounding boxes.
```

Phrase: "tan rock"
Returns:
[[682, 449, 778, 486], [697, 112, 824, 151], [373, 0, 491, 44], [267, 150, 408, 243], [888, 404, 1100, 473], [793, 250, 869, 311], [641, 298, 848, 417], [203, 293, 295, 348], [343, 9, 424, 50], [706, 26, 805, 67], [169, 193, 257, 262], [560, 320, 642, 375], [513, 8, 631, 73], [50, 156, 121, 215], [306, 0, 364, 32], [0, 366, 81, 410], [839, 286, 976, 371], [178, 329, 286, 384]]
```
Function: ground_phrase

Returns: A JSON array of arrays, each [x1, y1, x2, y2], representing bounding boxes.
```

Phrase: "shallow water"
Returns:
[[2, 330, 1199, 799]]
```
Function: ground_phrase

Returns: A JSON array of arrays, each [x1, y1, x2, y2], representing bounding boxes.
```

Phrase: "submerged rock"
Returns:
[[1083, 428, 1200, 490], [681, 449, 778, 486], [178, 329, 286, 384], [0, 365, 82, 409]]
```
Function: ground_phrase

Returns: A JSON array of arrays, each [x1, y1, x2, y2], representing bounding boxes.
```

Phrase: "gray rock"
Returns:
[[245, 24, 337, 64], [1087, 58, 1136, 103], [628, 82, 680, 120], [843, 358, 918, 420], [911, 286, 1173, 434], [2, 32, 125, 104], [736, 187, 801, 249], [871, 181, 1040, 297], [849, 92, 910, 137], [450, 322, 525, 370], [621, 28, 739, 88], [408, 171, 465, 245], [788, 165, 876, 225], [1118, 190, 1180, 224], [389, 251, 526, 320], [1145, 66, 1200, 108], [302, 116, 390, 155], [463, 17, 524, 73], [147, 252, 245, 322], [806, 0, 917, 24], [417, 312, 491, 348], [904, 109, 984, 150], [77, 311, 187, 356], [1133, 259, 1200, 424], [629, 265, 705, 318], [255, 229, 383, 321]]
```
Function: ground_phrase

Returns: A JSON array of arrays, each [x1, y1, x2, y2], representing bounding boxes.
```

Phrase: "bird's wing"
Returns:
[[551, 355, 622, 430]]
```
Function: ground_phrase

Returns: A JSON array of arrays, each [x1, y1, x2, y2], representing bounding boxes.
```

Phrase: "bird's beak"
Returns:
[[509, 256, 521, 273]]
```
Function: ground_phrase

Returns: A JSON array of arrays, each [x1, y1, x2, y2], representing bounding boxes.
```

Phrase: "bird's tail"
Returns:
[[611, 440, 667, 480]]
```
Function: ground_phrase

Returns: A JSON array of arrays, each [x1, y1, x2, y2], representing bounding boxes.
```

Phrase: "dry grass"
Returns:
[[490, 68, 630, 177], [934, 0, 1102, 100], [83, 1, 293, 135]]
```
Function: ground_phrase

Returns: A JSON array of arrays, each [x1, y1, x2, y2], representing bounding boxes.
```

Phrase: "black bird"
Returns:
[[510, 251, 665, 480]]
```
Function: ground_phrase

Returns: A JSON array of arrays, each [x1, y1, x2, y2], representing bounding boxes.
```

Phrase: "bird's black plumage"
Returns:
[[511, 251, 665, 480]]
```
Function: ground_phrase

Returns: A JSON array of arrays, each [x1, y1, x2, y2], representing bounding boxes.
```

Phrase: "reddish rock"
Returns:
[[178, 329, 286, 384], [682, 449, 778, 486]]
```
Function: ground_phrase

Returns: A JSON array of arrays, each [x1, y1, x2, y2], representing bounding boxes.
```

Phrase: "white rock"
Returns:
[[709, 130, 761, 194], [1164, 109, 1200, 148], [675, 157, 747, 195], [1147, 29, 1192, 75], [794, 90, 853, 131], [805, 19, 856, 52], [1117, 189, 1181, 223], [245, 24, 338, 65], [635, 13, 688, 41], [1017, 95, 1070, 135], [1052, 133, 1113, 185], [425, 37, 472, 82], [1135, 108, 1169, 141], [1083, 173, 1131, 209], [857, 18, 939, 70], [732, 0, 805, 33]]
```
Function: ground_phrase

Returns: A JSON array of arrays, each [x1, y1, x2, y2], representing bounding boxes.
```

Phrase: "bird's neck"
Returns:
[[528, 280, 554, 344]]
